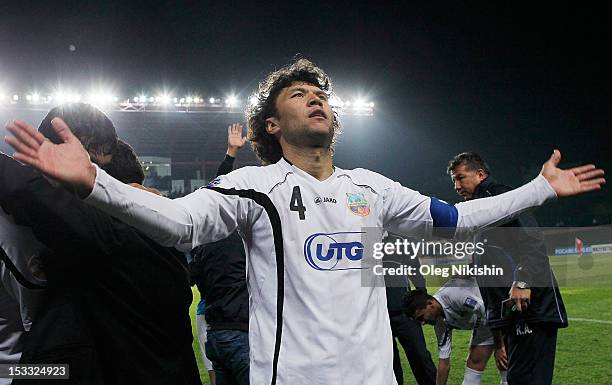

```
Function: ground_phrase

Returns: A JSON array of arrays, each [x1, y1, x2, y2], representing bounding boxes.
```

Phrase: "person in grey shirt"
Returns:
[[0, 208, 46, 384]]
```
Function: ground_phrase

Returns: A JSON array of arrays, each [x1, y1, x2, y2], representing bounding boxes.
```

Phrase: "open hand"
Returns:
[[5, 118, 96, 197], [494, 343, 508, 371], [227, 123, 246, 157], [541, 150, 605, 196], [509, 285, 531, 312]]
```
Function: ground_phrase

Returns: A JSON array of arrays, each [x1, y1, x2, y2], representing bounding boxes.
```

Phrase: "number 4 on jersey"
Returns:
[[290, 186, 306, 220]]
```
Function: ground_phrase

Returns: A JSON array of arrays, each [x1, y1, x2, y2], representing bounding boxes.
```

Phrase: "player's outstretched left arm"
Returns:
[[384, 151, 604, 239], [451, 151, 604, 235]]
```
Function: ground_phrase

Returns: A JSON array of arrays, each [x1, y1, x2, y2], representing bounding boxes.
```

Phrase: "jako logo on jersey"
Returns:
[[314, 196, 337, 205], [304, 232, 367, 271], [346, 193, 370, 216]]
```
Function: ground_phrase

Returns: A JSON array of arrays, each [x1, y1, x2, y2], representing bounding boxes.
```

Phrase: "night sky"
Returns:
[[1, 2, 610, 221]]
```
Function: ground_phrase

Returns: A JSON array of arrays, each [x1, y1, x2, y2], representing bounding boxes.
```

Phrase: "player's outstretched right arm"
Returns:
[[5, 118, 97, 198], [4, 118, 248, 250], [88, 165, 248, 249]]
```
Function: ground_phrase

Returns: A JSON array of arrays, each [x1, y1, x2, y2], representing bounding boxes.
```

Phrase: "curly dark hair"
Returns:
[[402, 289, 433, 319], [38, 103, 118, 165], [447, 151, 491, 175], [245, 58, 341, 165]]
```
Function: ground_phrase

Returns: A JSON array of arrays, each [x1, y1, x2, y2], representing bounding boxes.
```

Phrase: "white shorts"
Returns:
[[470, 325, 494, 347], [196, 314, 214, 371]]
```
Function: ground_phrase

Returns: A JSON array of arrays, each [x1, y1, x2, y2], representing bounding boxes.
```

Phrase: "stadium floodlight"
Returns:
[[54, 92, 66, 104], [226, 95, 238, 107], [3, 87, 375, 116], [88, 92, 114, 106], [354, 99, 366, 109], [157, 94, 171, 105]]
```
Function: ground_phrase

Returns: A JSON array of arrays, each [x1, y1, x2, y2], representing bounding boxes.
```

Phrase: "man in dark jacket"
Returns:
[[447, 152, 568, 385], [383, 233, 437, 385], [190, 123, 249, 385], [0, 107, 201, 384]]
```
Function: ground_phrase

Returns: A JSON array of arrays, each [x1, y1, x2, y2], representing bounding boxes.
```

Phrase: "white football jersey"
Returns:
[[86, 158, 556, 385], [187, 159, 432, 385], [433, 277, 488, 359], [434, 277, 486, 330]]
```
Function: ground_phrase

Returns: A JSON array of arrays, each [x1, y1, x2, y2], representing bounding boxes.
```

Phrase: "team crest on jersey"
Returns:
[[346, 193, 370, 216]]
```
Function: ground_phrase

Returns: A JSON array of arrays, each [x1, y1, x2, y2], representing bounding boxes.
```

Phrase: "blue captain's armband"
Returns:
[[430, 197, 458, 238]]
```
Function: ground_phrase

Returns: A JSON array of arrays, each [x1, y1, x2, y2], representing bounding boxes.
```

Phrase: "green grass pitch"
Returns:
[[189, 253, 612, 384]]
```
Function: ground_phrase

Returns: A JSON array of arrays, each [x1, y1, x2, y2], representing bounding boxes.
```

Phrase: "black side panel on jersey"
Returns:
[[207, 186, 284, 385]]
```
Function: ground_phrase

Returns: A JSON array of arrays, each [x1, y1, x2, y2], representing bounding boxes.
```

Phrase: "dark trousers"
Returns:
[[506, 322, 558, 385], [205, 329, 249, 385], [390, 313, 437, 385]]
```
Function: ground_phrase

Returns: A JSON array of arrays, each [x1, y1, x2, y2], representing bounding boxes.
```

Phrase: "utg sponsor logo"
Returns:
[[304, 232, 366, 271]]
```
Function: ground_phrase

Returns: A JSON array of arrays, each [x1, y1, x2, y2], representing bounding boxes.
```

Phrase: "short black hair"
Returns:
[[403, 290, 434, 318], [39, 103, 118, 164], [246, 57, 341, 165], [100, 140, 145, 184], [447, 152, 490, 175]]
